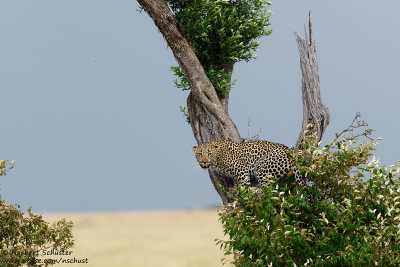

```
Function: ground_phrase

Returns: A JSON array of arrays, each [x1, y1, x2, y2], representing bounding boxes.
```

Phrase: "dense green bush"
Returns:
[[0, 160, 74, 267], [217, 124, 400, 266]]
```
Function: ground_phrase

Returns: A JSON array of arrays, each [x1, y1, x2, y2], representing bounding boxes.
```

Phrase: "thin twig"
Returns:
[[137, 5, 144, 13], [243, 116, 262, 142], [248, 116, 251, 140]]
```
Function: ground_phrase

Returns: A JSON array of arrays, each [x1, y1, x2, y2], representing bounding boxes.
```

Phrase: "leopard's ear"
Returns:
[[191, 145, 197, 152]]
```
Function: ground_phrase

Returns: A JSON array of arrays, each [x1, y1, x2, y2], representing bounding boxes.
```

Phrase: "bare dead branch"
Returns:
[[295, 11, 330, 148]]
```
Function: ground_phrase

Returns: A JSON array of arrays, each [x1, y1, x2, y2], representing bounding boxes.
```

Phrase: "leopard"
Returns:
[[192, 140, 307, 191]]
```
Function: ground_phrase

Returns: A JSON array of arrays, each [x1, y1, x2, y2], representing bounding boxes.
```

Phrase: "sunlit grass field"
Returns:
[[42, 209, 228, 267]]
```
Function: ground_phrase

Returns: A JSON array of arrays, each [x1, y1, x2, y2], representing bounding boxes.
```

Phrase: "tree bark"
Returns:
[[295, 12, 330, 147]]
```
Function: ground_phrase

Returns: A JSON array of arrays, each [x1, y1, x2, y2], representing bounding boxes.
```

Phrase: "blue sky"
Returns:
[[0, 0, 399, 213]]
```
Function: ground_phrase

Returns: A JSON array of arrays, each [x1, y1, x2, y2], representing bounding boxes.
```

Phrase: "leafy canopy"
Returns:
[[168, 0, 273, 99]]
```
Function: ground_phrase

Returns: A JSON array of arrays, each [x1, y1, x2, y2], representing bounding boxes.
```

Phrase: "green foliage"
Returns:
[[167, 0, 272, 121], [171, 65, 236, 98], [0, 161, 74, 267], [217, 127, 400, 266], [179, 105, 190, 124], [205, 67, 237, 99], [170, 66, 190, 91], [0, 160, 14, 178], [167, 0, 272, 67]]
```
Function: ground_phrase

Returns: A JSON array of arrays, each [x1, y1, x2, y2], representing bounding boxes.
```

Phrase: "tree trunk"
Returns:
[[137, 0, 240, 204], [295, 12, 330, 147], [138, 1, 329, 204]]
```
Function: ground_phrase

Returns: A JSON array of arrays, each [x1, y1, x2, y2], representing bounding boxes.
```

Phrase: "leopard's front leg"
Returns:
[[234, 170, 251, 188], [233, 168, 263, 194]]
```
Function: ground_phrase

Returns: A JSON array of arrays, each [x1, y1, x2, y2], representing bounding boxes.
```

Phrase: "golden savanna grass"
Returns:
[[42, 209, 228, 267]]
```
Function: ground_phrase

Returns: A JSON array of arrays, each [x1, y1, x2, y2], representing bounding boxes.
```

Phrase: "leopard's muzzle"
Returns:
[[199, 162, 211, 168]]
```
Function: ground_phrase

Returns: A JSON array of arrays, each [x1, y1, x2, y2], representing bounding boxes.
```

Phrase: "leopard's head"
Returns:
[[192, 143, 220, 169]]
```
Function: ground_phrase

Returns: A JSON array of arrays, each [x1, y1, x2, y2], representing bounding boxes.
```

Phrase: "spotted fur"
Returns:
[[192, 140, 306, 190]]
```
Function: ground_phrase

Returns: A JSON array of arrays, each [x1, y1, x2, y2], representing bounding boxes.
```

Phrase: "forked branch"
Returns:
[[331, 112, 374, 145]]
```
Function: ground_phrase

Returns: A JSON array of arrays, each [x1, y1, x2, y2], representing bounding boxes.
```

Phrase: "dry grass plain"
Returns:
[[42, 209, 230, 267]]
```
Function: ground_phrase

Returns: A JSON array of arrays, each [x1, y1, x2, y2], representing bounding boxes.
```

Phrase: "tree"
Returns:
[[137, 0, 329, 205], [0, 160, 74, 267], [136, 3, 400, 264]]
